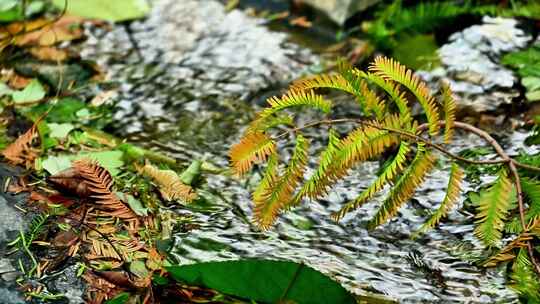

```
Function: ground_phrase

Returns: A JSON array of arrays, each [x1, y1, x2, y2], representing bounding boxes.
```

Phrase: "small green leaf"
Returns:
[[180, 160, 202, 185], [12, 79, 45, 103], [152, 273, 169, 286], [48, 123, 75, 139], [0, 82, 13, 97], [129, 260, 149, 278], [116, 192, 148, 216], [104, 292, 130, 304]]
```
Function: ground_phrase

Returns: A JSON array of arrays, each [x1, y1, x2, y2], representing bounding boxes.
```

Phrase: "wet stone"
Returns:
[[417, 17, 532, 112]]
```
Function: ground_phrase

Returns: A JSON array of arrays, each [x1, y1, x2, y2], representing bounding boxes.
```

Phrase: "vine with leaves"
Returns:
[[230, 56, 540, 300]]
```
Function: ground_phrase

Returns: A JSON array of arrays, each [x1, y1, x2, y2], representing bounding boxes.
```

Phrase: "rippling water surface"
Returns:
[[78, 1, 540, 302]]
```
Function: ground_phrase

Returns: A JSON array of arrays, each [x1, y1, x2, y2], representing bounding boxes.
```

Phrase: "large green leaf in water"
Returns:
[[51, 0, 150, 22], [167, 259, 356, 304]]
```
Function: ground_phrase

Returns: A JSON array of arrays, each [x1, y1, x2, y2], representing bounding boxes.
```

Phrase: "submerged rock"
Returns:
[[417, 17, 532, 112], [300, 0, 381, 25]]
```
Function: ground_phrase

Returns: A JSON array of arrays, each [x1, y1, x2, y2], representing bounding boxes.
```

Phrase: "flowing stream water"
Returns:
[[78, 1, 539, 302]]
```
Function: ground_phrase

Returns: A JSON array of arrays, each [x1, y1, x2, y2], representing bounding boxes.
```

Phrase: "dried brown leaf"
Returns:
[[140, 163, 197, 202]]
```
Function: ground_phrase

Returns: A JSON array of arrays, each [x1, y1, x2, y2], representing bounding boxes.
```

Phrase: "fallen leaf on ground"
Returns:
[[29, 46, 69, 61], [140, 163, 197, 202], [11, 79, 46, 103], [0, 15, 83, 49], [290, 16, 312, 28]]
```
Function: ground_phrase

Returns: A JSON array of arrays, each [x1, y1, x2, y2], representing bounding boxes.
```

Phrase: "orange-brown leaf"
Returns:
[[2, 125, 39, 168], [230, 131, 276, 176], [73, 159, 137, 220]]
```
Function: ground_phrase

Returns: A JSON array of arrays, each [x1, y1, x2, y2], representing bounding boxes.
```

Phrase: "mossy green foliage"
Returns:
[[502, 43, 540, 102]]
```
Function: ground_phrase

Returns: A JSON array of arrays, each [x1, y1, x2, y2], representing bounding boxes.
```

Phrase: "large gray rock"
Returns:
[[417, 17, 532, 112], [301, 0, 381, 25]]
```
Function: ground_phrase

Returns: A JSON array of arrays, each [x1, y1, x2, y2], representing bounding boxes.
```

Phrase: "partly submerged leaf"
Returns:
[[179, 160, 202, 186], [11, 79, 45, 103], [167, 259, 356, 304], [52, 0, 150, 22]]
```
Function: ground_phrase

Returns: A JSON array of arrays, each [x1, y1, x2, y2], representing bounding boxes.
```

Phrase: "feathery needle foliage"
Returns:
[[414, 163, 464, 235], [253, 135, 309, 229], [474, 169, 513, 247], [230, 56, 458, 231], [367, 145, 437, 229], [230, 131, 276, 176]]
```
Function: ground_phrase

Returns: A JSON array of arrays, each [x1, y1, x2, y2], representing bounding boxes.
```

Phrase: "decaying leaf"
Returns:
[[0, 16, 84, 49], [72, 159, 138, 220], [48, 167, 93, 197], [140, 163, 197, 202], [2, 123, 39, 168]]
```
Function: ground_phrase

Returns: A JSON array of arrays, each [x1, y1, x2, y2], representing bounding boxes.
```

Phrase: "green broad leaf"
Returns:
[[0, 0, 22, 22], [48, 123, 75, 139], [12, 79, 45, 103], [77, 150, 124, 175], [75, 108, 90, 118], [104, 292, 130, 304], [167, 259, 356, 304], [116, 192, 148, 216], [51, 0, 150, 22], [152, 273, 169, 285], [129, 260, 149, 278], [41, 150, 124, 175], [42, 155, 72, 175], [29, 97, 86, 123]]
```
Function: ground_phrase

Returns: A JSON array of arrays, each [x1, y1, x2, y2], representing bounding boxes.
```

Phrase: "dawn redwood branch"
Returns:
[[279, 118, 540, 275]]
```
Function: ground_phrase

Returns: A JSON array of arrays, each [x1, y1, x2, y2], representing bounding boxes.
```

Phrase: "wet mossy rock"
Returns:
[[301, 0, 381, 25], [167, 259, 356, 304]]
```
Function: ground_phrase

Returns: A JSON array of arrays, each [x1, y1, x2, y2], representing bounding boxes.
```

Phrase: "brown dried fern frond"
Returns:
[[2, 124, 39, 168], [72, 159, 138, 220], [484, 233, 533, 267], [140, 163, 197, 202]]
